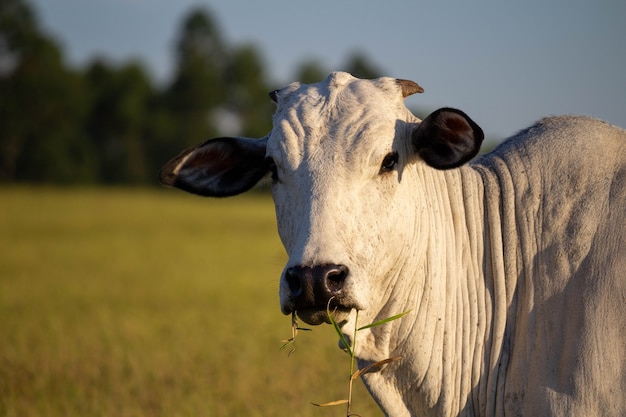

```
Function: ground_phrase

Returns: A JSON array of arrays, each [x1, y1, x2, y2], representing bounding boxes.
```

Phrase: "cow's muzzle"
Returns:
[[282, 263, 352, 325]]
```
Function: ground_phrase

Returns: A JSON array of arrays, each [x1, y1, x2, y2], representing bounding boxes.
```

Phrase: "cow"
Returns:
[[160, 71, 626, 417]]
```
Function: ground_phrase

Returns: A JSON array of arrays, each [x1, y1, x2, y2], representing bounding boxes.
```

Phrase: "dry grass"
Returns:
[[0, 187, 382, 417]]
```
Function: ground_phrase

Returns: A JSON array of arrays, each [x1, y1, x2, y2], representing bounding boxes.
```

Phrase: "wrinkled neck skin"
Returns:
[[346, 163, 514, 417]]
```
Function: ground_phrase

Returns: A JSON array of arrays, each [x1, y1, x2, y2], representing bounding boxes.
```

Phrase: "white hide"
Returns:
[[161, 72, 626, 417], [265, 73, 626, 417]]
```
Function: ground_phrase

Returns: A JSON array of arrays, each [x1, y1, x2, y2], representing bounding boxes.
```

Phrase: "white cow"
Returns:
[[160, 72, 626, 417]]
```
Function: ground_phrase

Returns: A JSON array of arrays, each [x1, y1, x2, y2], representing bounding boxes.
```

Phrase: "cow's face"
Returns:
[[160, 72, 483, 328], [267, 73, 425, 326]]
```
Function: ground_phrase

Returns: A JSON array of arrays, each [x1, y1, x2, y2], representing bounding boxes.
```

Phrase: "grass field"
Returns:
[[0, 187, 382, 417]]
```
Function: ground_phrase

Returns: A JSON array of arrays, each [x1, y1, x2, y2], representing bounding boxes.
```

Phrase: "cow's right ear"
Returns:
[[159, 136, 269, 197], [412, 108, 484, 170]]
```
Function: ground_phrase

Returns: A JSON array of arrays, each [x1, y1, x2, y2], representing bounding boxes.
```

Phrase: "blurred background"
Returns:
[[1, 1, 625, 416], [1, 0, 625, 185]]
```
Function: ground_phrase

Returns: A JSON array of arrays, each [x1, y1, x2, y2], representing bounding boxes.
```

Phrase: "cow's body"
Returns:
[[360, 116, 626, 416], [160, 72, 626, 416], [470, 116, 626, 417]]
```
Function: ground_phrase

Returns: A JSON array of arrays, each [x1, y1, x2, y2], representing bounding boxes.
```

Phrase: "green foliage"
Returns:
[[85, 60, 152, 183], [0, 187, 384, 417], [0, 0, 95, 183], [294, 53, 385, 85], [224, 44, 274, 137], [342, 51, 383, 80], [295, 59, 329, 84], [166, 7, 227, 144]]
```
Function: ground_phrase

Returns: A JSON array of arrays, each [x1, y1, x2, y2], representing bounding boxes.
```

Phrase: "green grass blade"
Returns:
[[327, 302, 353, 357], [357, 309, 412, 331]]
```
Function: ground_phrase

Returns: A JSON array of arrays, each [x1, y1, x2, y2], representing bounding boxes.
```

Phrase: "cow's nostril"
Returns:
[[325, 264, 348, 294], [285, 267, 303, 297]]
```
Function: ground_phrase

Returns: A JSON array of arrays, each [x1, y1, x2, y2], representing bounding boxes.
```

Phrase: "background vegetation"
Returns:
[[0, 0, 390, 185], [0, 188, 383, 416]]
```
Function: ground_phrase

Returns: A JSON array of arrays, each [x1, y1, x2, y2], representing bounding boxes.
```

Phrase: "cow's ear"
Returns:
[[159, 136, 269, 197], [412, 108, 484, 169]]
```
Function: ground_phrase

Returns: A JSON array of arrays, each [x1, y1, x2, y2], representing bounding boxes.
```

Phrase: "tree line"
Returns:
[[0, 0, 385, 185]]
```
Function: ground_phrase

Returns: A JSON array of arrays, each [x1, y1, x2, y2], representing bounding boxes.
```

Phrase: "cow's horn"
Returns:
[[397, 79, 424, 98]]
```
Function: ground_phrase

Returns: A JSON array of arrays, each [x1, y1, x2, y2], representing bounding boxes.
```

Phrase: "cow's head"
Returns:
[[160, 72, 483, 330]]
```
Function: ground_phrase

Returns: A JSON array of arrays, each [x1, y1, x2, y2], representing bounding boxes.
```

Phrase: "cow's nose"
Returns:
[[285, 264, 349, 305]]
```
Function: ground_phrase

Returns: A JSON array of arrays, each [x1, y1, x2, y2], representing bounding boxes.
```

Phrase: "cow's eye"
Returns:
[[265, 157, 278, 181], [380, 152, 398, 173]]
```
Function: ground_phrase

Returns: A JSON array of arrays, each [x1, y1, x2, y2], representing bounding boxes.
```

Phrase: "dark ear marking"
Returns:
[[412, 107, 484, 170]]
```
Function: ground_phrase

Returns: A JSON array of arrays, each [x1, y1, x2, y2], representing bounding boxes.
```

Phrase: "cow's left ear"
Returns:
[[412, 107, 484, 170], [159, 136, 269, 197]]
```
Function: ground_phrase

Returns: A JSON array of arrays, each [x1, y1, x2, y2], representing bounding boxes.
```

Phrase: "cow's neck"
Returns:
[[359, 163, 517, 417]]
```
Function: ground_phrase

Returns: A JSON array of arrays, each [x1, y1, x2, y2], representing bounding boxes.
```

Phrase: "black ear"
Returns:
[[412, 107, 484, 169], [159, 136, 269, 197]]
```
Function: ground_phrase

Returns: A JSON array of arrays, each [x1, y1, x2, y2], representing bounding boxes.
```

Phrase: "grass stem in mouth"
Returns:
[[282, 300, 411, 416], [279, 311, 311, 356]]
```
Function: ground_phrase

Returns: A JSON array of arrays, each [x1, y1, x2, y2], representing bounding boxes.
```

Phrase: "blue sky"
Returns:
[[32, 0, 626, 141]]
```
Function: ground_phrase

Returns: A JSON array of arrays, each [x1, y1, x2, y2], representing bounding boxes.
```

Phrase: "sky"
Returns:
[[32, 0, 626, 141]]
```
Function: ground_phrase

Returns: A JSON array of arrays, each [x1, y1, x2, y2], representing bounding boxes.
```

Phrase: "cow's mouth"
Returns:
[[296, 306, 353, 326]]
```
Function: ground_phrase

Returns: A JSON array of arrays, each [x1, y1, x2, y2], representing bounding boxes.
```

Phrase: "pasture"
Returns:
[[0, 187, 381, 417]]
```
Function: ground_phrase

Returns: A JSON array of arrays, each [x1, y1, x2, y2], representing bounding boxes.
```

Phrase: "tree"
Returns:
[[342, 51, 383, 79], [85, 59, 152, 183], [292, 52, 383, 85], [294, 59, 327, 84], [166, 8, 227, 146], [0, 0, 37, 76], [2, 2, 388, 185], [0, 0, 95, 183], [223, 44, 273, 137]]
